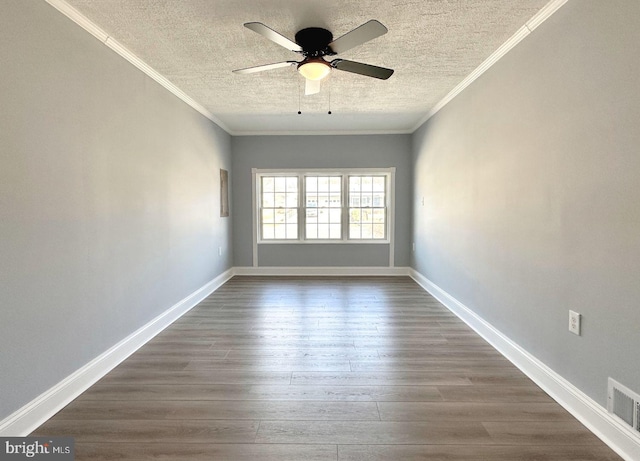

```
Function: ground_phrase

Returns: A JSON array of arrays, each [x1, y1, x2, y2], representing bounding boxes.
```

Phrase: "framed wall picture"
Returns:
[[220, 168, 229, 217]]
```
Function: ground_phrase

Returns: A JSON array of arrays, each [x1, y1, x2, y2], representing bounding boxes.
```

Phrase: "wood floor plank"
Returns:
[[290, 371, 472, 386], [33, 420, 259, 443], [245, 385, 444, 402], [437, 384, 554, 402], [99, 369, 292, 385], [54, 399, 380, 421], [74, 384, 256, 401], [226, 349, 381, 360], [482, 421, 610, 445], [255, 420, 493, 445], [30, 276, 621, 460], [338, 444, 622, 461], [349, 358, 514, 372], [184, 358, 352, 372], [75, 444, 338, 461], [377, 401, 575, 421], [75, 383, 443, 402]]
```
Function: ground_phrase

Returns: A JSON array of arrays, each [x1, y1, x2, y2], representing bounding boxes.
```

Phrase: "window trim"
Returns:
[[253, 168, 395, 245]]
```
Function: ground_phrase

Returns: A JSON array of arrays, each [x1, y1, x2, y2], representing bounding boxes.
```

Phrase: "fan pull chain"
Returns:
[[327, 77, 332, 114], [297, 76, 302, 115]]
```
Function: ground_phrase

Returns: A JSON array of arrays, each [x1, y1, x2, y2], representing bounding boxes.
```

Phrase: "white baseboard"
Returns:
[[409, 269, 640, 461], [233, 266, 410, 277], [0, 269, 234, 437]]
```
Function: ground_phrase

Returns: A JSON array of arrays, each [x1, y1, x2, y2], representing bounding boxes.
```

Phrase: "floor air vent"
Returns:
[[608, 378, 640, 435]]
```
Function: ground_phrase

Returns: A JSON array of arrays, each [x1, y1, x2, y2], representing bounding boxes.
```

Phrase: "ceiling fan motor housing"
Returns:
[[295, 27, 336, 56]]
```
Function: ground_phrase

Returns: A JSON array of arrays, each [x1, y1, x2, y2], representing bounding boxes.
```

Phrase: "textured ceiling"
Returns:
[[63, 0, 550, 134]]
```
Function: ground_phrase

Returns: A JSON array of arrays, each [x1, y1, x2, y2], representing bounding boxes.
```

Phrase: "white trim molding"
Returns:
[[44, 0, 568, 138], [0, 269, 234, 437], [234, 266, 410, 277], [44, 0, 231, 134], [409, 268, 640, 461], [411, 0, 568, 132]]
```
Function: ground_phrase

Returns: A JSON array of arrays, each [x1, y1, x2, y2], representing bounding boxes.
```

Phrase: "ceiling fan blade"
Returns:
[[233, 61, 297, 74], [244, 22, 303, 52], [328, 20, 388, 55], [305, 78, 321, 95], [331, 59, 394, 80]]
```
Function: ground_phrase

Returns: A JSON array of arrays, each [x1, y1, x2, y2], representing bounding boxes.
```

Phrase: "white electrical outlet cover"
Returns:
[[569, 310, 581, 335]]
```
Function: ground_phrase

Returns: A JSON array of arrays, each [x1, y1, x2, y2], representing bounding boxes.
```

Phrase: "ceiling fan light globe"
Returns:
[[298, 61, 331, 81]]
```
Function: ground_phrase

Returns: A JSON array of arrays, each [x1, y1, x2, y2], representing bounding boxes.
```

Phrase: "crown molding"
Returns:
[[233, 129, 414, 136], [44, 0, 568, 138], [44, 0, 232, 135], [410, 0, 568, 132]]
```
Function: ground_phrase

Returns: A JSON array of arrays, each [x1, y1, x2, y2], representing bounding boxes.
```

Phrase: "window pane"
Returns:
[[329, 208, 341, 222], [318, 225, 329, 239], [263, 193, 274, 208], [274, 193, 286, 208], [286, 177, 298, 192], [306, 176, 317, 191], [361, 209, 373, 223], [373, 193, 385, 207], [373, 176, 385, 191], [274, 177, 286, 191], [263, 224, 274, 239], [275, 209, 286, 223], [287, 193, 298, 207], [362, 193, 372, 207], [274, 224, 286, 239], [262, 209, 274, 224], [262, 177, 274, 193], [287, 208, 298, 224], [318, 176, 329, 192], [350, 208, 361, 223], [373, 208, 385, 223], [318, 209, 329, 223], [373, 224, 385, 239], [306, 209, 318, 223], [286, 224, 298, 239], [350, 224, 360, 239], [306, 224, 317, 239], [362, 224, 373, 239], [330, 223, 341, 239], [349, 176, 360, 191], [318, 194, 329, 207]]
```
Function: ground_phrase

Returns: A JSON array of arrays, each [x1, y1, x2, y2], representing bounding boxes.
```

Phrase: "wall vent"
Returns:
[[608, 378, 640, 436]]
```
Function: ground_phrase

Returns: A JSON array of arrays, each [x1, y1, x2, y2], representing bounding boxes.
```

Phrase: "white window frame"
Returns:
[[253, 168, 395, 245]]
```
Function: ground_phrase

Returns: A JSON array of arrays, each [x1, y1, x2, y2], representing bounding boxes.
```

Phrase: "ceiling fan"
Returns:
[[233, 20, 394, 95]]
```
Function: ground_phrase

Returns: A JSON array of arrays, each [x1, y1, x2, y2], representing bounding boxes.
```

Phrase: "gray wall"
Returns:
[[0, 1, 232, 419], [411, 0, 640, 406], [232, 135, 412, 267]]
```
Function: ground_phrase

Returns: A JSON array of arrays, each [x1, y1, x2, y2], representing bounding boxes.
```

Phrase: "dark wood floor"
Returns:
[[33, 276, 621, 460]]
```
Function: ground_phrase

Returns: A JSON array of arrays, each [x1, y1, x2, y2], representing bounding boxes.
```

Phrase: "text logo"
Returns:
[[0, 438, 74, 460]]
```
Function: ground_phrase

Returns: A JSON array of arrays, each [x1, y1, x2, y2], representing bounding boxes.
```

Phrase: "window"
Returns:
[[305, 176, 342, 239], [260, 176, 298, 240], [349, 175, 387, 240], [256, 169, 393, 243]]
